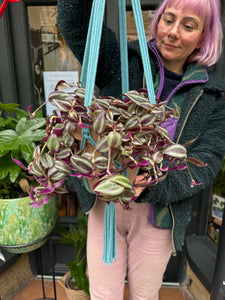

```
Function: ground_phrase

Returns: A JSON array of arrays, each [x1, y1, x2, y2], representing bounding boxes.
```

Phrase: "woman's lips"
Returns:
[[165, 43, 177, 49]]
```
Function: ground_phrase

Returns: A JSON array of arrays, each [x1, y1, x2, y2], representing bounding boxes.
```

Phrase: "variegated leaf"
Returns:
[[47, 134, 60, 152], [40, 153, 55, 169], [152, 151, 163, 164], [95, 136, 109, 152], [55, 160, 72, 174], [110, 175, 132, 189], [48, 167, 67, 181], [94, 177, 125, 195], [70, 155, 94, 174], [107, 132, 122, 147], [31, 161, 44, 176], [155, 126, 170, 140], [124, 116, 139, 130], [163, 144, 187, 158], [93, 111, 106, 134], [56, 148, 71, 159]]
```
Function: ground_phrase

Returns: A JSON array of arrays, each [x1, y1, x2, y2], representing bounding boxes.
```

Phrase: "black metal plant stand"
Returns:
[[35, 232, 58, 300], [0, 231, 58, 300]]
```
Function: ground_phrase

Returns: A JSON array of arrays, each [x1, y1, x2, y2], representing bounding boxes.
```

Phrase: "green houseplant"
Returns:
[[0, 102, 45, 199], [211, 156, 225, 221], [58, 212, 90, 299], [12, 81, 205, 291], [16, 81, 204, 210], [0, 102, 58, 253]]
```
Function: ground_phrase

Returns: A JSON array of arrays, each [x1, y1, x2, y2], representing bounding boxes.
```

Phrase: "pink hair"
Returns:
[[149, 0, 223, 66]]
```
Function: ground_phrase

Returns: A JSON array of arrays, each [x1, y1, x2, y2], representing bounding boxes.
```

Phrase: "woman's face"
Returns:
[[156, 4, 204, 74]]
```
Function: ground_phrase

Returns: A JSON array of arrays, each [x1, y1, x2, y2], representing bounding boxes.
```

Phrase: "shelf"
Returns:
[[185, 234, 218, 292]]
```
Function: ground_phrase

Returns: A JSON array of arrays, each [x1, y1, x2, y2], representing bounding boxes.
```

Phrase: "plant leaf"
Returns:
[[93, 110, 106, 134], [107, 132, 122, 147], [125, 90, 152, 110], [110, 175, 132, 189], [55, 160, 72, 174], [94, 177, 125, 195], [95, 136, 109, 152], [163, 144, 187, 158], [70, 155, 94, 174], [40, 153, 55, 169], [47, 134, 60, 152], [0, 130, 19, 150], [155, 125, 170, 140], [186, 156, 206, 167], [16, 117, 46, 135], [0, 153, 21, 182]]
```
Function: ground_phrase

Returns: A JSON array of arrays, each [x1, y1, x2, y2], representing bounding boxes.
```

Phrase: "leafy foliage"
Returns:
[[58, 212, 89, 295], [213, 156, 225, 197], [18, 81, 204, 207], [0, 102, 46, 199]]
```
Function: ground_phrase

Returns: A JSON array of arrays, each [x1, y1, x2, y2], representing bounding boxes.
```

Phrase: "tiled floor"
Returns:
[[11, 278, 194, 300]]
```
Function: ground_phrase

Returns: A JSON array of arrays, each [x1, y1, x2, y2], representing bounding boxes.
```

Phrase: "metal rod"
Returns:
[[211, 205, 225, 300], [49, 237, 57, 300]]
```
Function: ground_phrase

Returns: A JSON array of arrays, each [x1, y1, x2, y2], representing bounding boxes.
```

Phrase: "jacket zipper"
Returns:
[[169, 89, 204, 255], [168, 203, 176, 256], [147, 42, 206, 254]]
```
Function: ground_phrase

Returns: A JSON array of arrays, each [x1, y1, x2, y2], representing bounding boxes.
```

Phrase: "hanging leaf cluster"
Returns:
[[14, 81, 205, 208]]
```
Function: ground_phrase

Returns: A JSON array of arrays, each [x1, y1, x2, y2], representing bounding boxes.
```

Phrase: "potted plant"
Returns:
[[16, 81, 204, 210], [0, 101, 58, 253], [211, 157, 225, 221], [58, 211, 90, 299]]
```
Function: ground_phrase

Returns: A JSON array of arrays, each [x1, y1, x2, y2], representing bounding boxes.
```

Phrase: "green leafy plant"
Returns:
[[15, 81, 205, 208], [58, 212, 89, 295], [213, 156, 225, 198], [0, 101, 46, 199]]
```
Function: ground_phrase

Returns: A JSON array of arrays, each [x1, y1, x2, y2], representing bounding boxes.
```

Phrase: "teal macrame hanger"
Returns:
[[79, 0, 156, 266], [118, 0, 129, 95], [79, 0, 106, 193], [131, 0, 156, 103]]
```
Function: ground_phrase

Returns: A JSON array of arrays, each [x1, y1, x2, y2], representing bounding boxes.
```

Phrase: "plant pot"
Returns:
[[58, 271, 90, 300], [0, 196, 58, 253], [211, 194, 225, 221]]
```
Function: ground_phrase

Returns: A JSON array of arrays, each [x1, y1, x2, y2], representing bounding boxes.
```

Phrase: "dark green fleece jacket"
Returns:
[[57, 0, 225, 251]]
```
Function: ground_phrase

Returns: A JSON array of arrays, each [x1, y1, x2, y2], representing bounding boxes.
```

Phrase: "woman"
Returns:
[[57, 0, 225, 299]]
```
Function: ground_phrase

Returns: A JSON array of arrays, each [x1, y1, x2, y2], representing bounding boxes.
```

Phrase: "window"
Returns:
[[27, 6, 80, 111]]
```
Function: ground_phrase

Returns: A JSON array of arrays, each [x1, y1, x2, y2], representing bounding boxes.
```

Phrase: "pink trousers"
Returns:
[[87, 200, 172, 300]]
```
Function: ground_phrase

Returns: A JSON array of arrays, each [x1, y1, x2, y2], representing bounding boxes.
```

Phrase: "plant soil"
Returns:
[[66, 275, 81, 291]]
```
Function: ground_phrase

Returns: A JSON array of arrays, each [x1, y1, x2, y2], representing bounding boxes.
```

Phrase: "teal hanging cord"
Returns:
[[119, 0, 129, 94], [78, 0, 156, 266], [84, 0, 106, 108], [80, 128, 96, 193], [79, 0, 117, 266], [80, 0, 95, 88], [102, 202, 117, 265], [131, 0, 155, 104]]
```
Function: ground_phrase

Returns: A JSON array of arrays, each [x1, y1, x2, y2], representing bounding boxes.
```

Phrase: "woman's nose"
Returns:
[[168, 22, 180, 36]]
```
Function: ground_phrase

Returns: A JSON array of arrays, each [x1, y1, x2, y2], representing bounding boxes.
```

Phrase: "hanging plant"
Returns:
[[14, 81, 205, 208]]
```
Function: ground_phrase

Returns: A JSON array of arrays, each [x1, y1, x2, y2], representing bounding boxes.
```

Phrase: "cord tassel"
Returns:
[[102, 202, 117, 265]]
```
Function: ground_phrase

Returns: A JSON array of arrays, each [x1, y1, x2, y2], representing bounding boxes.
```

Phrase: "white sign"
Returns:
[[43, 71, 79, 115]]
